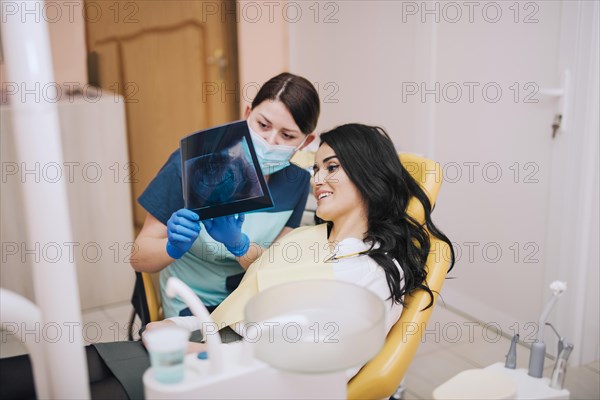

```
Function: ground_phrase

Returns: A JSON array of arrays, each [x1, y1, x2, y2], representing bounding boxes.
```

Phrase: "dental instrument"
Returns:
[[546, 322, 565, 356], [504, 333, 519, 369], [549, 343, 574, 390], [545, 322, 574, 390], [528, 281, 567, 378]]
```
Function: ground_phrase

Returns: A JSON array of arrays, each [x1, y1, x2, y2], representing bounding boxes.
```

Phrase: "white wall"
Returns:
[[584, 153, 600, 362], [545, 0, 600, 364], [289, 0, 599, 365], [432, 0, 561, 340], [289, 1, 418, 151], [236, 0, 289, 114], [0, 0, 88, 89], [45, 0, 87, 86]]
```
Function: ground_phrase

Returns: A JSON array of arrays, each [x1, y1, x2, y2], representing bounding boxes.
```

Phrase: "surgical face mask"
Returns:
[[247, 121, 306, 175]]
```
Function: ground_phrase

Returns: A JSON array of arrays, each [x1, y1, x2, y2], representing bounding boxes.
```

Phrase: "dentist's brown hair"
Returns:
[[251, 72, 320, 135]]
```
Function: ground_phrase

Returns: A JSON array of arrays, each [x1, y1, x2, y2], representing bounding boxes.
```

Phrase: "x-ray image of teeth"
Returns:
[[180, 120, 273, 219], [184, 140, 263, 209]]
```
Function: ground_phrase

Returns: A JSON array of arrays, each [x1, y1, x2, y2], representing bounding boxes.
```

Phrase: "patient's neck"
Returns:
[[328, 213, 368, 246]]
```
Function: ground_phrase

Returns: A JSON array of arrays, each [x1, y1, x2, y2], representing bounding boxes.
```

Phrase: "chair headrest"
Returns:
[[399, 154, 443, 223]]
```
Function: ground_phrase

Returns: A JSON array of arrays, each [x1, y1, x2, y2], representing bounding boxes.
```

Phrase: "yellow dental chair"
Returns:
[[128, 272, 162, 339], [348, 154, 450, 399], [129, 153, 451, 399], [347, 154, 450, 399]]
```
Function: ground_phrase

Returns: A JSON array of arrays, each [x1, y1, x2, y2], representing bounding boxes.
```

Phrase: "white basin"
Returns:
[[244, 280, 386, 373]]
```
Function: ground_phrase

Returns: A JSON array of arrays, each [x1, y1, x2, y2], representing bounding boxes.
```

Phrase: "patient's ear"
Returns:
[[243, 105, 251, 119]]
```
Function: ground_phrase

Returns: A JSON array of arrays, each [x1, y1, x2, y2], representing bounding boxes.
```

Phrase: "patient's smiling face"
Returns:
[[312, 144, 365, 224]]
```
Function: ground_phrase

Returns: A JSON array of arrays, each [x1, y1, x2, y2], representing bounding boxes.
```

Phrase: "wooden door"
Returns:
[[85, 0, 239, 232]]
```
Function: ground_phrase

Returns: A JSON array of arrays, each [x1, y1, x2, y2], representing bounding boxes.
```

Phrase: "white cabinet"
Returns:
[[1, 94, 135, 310]]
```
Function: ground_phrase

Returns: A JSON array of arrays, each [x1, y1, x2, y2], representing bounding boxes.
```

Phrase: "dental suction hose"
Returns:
[[165, 277, 225, 374]]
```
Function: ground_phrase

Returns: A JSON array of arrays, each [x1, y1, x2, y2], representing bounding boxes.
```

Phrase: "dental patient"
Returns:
[[146, 123, 455, 377]]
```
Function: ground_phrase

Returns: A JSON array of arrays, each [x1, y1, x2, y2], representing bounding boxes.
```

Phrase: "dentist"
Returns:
[[130, 73, 319, 318]]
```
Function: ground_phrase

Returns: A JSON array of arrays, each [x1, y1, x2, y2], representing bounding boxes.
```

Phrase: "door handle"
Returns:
[[207, 49, 228, 81], [539, 70, 571, 135]]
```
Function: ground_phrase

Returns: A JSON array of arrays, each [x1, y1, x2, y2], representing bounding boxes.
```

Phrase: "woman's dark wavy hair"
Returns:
[[252, 72, 320, 135], [317, 124, 455, 309]]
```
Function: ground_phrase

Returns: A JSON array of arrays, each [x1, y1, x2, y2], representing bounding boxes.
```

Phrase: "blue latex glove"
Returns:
[[166, 209, 201, 259], [203, 214, 250, 257]]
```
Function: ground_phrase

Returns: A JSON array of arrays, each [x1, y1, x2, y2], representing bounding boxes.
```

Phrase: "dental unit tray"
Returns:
[[143, 279, 386, 399], [180, 120, 273, 220]]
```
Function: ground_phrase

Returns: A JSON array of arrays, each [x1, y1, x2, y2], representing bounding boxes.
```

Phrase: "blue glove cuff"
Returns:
[[226, 234, 250, 257], [166, 242, 185, 259]]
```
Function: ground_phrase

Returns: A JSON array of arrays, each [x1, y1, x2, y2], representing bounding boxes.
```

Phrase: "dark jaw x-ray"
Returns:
[[180, 120, 273, 220]]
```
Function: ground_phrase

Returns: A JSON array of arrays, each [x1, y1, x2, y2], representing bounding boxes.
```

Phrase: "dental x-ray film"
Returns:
[[180, 120, 273, 220]]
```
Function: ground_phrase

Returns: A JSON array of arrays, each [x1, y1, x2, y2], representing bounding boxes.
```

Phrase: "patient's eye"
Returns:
[[326, 164, 339, 173]]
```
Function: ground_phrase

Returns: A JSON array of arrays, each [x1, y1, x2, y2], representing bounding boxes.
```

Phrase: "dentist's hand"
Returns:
[[166, 209, 201, 259], [203, 214, 250, 257]]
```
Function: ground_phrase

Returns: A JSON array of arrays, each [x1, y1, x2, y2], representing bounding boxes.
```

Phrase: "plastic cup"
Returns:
[[143, 326, 190, 384]]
